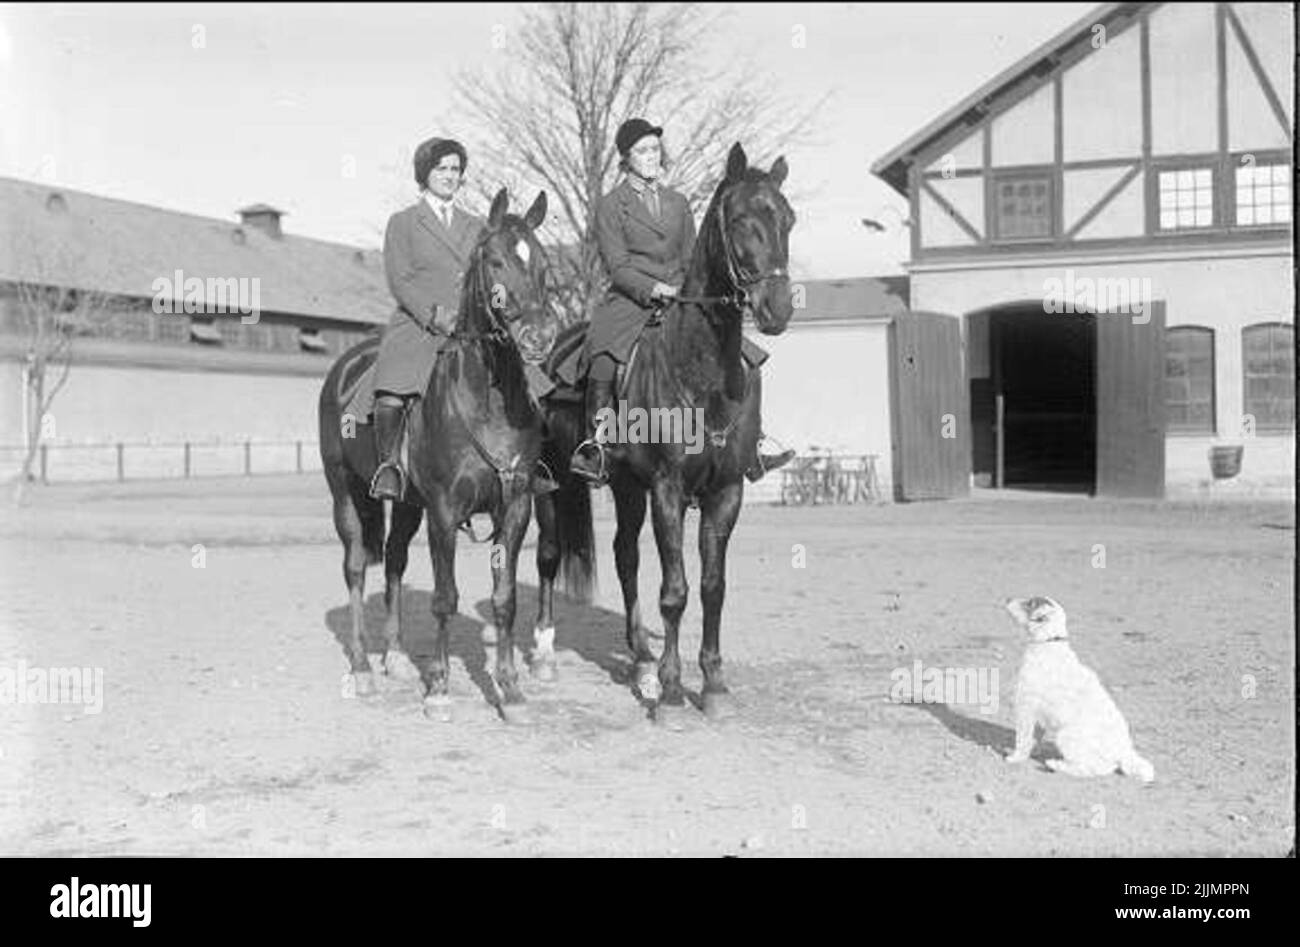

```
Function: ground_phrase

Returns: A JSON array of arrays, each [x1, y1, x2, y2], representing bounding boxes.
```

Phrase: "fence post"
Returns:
[[40, 443, 48, 484], [244, 440, 251, 476], [116, 442, 124, 481], [184, 441, 191, 478], [296, 440, 302, 473]]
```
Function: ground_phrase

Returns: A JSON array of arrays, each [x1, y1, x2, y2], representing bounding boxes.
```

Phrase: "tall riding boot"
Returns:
[[570, 377, 617, 486], [369, 397, 408, 500], [746, 438, 797, 483]]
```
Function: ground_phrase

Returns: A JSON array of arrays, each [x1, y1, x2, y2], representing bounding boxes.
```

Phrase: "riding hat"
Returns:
[[615, 118, 663, 157]]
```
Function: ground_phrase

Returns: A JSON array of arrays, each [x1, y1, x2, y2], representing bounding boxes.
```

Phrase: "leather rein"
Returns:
[[652, 188, 784, 448]]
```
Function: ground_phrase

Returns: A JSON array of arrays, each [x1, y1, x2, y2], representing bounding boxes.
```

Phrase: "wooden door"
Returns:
[[1095, 300, 1166, 497], [888, 310, 970, 500]]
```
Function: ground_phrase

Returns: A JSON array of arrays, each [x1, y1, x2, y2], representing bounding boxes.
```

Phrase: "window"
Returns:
[[1235, 162, 1291, 226], [1165, 327, 1215, 433], [299, 328, 330, 354], [994, 176, 1052, 239], [1242, 323, 1294, 431], [1157, 167, 1214, 231], [190, 318, 223, 345]]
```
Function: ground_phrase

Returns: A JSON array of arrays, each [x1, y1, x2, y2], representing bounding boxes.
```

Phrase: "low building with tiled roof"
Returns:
[[0, 177, 393, 481]]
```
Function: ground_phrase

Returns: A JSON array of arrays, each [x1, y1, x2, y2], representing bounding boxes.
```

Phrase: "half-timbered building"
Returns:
[[872, 1, 1293, 497]]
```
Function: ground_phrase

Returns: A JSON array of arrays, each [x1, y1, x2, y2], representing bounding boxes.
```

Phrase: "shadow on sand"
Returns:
[[324, 581, 662, 710]]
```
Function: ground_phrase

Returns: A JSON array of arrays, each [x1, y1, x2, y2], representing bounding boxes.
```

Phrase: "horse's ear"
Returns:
[[523, 191, 547, 230], [725, 142, 748, 182], [769, 156, 788, 189], [488, 187, 509, 229]]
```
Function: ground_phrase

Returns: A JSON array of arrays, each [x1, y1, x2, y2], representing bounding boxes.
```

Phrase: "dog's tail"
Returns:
[[1120, 750, 1155, 783]]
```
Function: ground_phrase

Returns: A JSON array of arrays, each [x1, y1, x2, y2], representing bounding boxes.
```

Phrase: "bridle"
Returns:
[[431, 240, 531, 346], [675, 184, 789, 311], [434, 230, 555, 500]]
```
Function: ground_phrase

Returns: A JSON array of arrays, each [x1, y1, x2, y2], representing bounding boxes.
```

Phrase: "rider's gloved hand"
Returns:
[[650, 282, 678, 301]]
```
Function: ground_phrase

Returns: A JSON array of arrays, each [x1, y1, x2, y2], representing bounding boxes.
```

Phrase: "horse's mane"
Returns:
[[453, 220, 531, 414]]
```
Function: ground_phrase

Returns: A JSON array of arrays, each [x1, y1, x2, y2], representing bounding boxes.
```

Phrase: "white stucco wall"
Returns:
[[747, 320, 894, 503], [0, 359, 327, 482]]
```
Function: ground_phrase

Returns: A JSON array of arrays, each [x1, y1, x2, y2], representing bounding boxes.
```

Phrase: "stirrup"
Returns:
[[570, 438, 608, 486], [369, 461, 406, 500]]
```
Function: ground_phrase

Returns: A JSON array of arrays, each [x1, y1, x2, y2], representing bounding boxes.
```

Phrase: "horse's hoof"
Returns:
[[499, 701, 534, 726], [383, 651, 420, 682], [350, 672, 377, 699], [422, 694, 453, 722], [702, 689, 736, 721], [654, 701, 692, 732]]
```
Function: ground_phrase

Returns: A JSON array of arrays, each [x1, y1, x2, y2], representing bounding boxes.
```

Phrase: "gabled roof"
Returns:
[[870, 2, 1144, 195], [0, 176, 393, 324]]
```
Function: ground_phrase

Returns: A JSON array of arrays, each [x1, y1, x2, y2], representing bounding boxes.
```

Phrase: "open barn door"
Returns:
[[1095, 300, 1166, 498], [888, 310, 970, 500]]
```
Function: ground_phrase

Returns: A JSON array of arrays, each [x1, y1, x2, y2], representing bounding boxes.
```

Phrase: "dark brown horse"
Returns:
[[319, 187, 587, 722], [536, 143, 796, 719]]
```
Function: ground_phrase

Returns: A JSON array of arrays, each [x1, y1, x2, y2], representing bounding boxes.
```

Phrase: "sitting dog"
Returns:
[[1004, 596, 1155, 783]]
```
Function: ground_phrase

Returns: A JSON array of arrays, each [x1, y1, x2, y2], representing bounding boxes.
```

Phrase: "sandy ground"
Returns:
[[0, 473, 1293, 856]]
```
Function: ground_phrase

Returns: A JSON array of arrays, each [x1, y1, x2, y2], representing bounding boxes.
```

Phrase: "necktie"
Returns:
[[441, 206, 452, 229], [643, 187, 660, 221]]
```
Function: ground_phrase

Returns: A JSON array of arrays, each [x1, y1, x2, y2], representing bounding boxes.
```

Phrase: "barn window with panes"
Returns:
[[1242, 323, 1294, 431], [1157, 168, 1213, 230], [1164, 327, 1215, 433], [993, 176, 1052, 239], [1235, 162, 1291, 226]]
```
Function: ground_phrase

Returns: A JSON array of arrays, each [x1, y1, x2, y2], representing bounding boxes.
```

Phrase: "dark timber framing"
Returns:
[[880, 2, 1292, 261]]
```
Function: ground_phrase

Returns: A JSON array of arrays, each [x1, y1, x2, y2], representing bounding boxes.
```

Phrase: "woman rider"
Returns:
[[570, 118, 795, 485], [369, 136, 484, 500]]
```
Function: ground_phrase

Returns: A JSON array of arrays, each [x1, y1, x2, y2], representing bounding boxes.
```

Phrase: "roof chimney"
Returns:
[[236, 203, 286, 239]]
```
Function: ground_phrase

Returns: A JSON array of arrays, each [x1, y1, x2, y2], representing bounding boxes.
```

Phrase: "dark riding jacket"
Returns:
[[583, 177, 696, 364]]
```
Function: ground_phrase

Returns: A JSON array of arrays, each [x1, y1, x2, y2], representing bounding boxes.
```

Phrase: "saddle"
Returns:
[[336, 342, 380, 422], [541, 317, 769, 404]]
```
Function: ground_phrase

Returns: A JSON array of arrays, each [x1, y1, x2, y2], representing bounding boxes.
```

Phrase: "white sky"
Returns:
[[0, 2, 1097, 279]]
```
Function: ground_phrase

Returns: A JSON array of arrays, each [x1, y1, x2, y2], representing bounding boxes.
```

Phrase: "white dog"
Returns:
[[1004, 596, 1155, 782]]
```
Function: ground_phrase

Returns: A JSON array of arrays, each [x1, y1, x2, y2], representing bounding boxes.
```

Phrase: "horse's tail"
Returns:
[[543, 399, 597, 604], [553, 471, 596, 604]]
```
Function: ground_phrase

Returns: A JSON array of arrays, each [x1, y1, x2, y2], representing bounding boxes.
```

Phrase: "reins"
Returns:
[[650, 184, 780, 448], [441, 238, 543, 516]]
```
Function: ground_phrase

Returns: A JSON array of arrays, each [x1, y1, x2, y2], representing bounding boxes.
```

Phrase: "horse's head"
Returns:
[[711, 142, 796, 335], [465, 186, 559, 365]]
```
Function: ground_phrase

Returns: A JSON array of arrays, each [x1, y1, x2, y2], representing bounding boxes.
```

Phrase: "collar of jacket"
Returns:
[[414, 198, 474, 263], [618, 177, 669, 236], [626, 174, 660, 198], [421, 190, 457, 221]]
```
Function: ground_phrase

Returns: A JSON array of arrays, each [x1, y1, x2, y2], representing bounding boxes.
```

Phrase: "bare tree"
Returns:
[[446, 2, 828, 325], [8, 275, 120, 506]]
